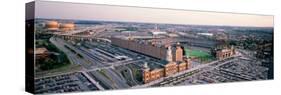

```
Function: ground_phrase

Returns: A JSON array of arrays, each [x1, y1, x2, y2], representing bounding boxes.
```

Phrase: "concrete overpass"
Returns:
[[55, 34, 111, 43]]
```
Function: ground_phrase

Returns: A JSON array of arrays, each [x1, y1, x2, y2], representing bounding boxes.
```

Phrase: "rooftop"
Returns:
[[35, 48, 48, 54], [140, 60, 165, 70]]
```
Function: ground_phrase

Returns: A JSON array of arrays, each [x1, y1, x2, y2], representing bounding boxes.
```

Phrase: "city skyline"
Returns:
[[35, 1, 273, 27]]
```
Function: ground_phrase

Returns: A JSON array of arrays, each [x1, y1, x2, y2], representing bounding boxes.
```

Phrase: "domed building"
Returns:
[[45, 21, 59, 30], [60, 23, 75, 32]]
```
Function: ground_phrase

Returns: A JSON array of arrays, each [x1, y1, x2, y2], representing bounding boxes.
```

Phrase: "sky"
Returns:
[[35, 1, 274, 27]]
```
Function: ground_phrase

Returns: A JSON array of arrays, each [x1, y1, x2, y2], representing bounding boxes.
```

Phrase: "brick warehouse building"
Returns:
[[110, 37, 191, 83]]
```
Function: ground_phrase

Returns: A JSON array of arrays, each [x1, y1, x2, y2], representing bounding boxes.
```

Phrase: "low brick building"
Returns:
[[214, 46, 235, 60], [35, 47, 49, 60], [142, 58, 191, 84]]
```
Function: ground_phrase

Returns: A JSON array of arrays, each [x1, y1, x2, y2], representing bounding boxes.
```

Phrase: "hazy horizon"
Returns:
[[35, 1, 274, 27]]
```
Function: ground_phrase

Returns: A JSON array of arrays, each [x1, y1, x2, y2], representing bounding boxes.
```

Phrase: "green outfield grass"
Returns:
[[184, 48, 214, 62]]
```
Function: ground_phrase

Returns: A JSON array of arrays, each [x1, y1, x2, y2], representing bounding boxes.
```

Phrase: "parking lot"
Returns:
[[35, 72, 98, 94], [174, 58, 269, 86]]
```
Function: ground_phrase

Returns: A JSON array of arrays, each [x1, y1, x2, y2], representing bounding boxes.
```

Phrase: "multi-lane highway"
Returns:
[[52, 37, 130, 89]]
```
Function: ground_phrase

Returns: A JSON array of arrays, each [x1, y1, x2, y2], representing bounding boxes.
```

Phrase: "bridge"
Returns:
[[54, 34, 111, 43]]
